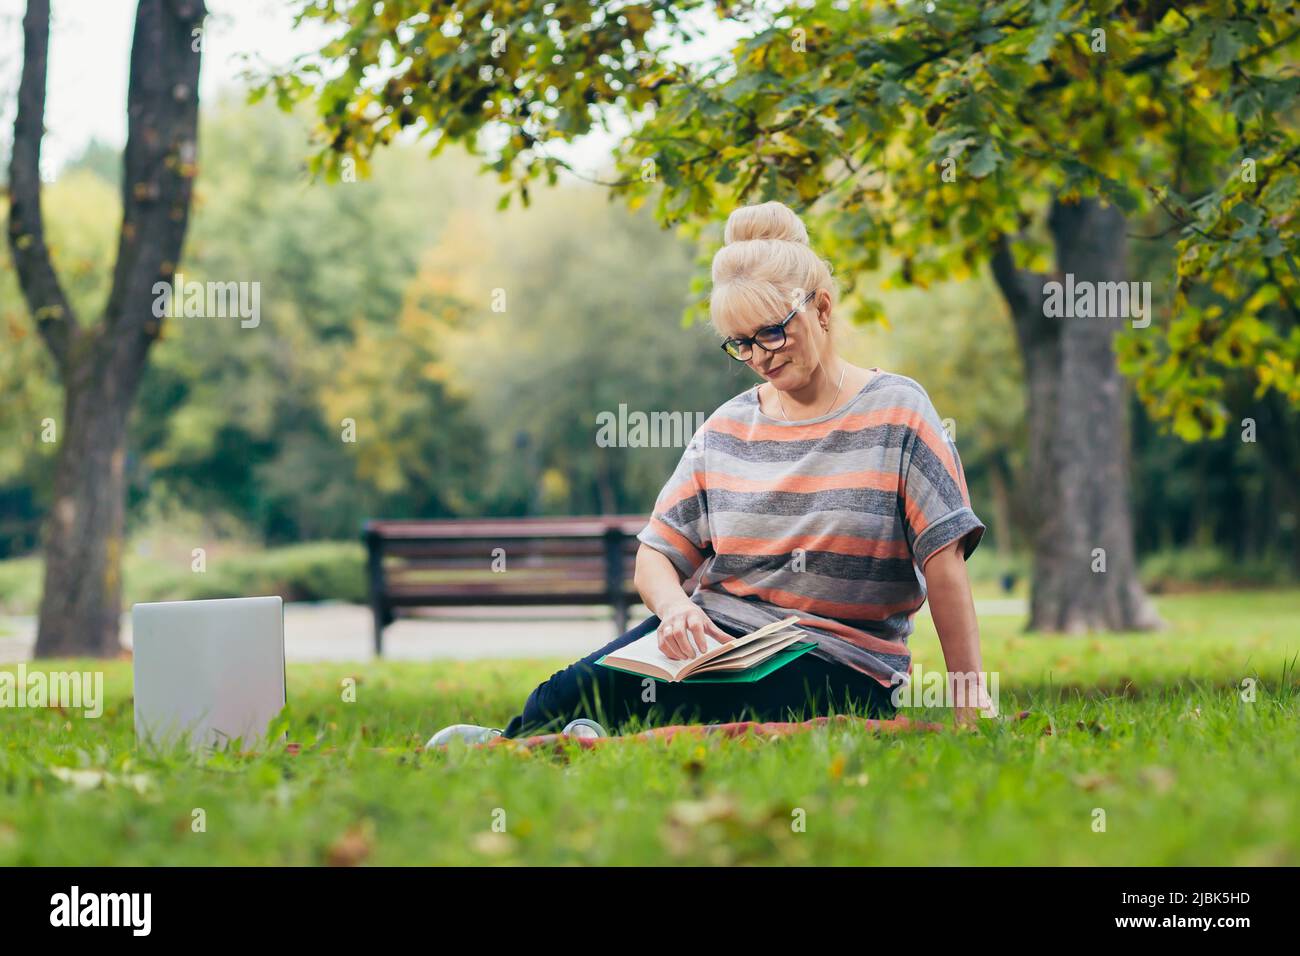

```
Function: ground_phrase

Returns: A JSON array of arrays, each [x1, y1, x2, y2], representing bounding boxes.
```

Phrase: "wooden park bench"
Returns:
[[363, 514, 669, 655]]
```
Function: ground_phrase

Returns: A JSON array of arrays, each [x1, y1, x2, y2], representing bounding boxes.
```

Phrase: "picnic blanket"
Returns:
[[481, 714, 949, 753]]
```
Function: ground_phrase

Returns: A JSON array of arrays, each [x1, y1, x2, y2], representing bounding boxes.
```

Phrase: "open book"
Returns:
[[596, 615, 814, 683]]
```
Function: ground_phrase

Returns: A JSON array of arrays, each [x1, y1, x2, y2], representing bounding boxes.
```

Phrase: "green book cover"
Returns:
[[596, 641, 818, 684]]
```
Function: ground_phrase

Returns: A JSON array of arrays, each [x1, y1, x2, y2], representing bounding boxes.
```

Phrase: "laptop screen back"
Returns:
[[132, 596, 286, 751]]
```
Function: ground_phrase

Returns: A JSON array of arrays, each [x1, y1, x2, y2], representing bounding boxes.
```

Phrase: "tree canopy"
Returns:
[[263, 0, 1300, 440]]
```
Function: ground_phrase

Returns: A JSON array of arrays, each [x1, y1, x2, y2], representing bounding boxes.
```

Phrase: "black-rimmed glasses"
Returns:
[[720, 289, 817, 362]]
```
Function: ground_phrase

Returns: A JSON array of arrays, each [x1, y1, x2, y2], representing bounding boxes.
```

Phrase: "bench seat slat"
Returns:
[[377, 544, 641, 562], [388, 574, 627, 590], [366, 515, 648, 540]]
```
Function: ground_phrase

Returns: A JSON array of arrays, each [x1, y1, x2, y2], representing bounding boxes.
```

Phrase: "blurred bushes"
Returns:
[[0, 543, 366, 615], [1140, 547, 1295, 593]]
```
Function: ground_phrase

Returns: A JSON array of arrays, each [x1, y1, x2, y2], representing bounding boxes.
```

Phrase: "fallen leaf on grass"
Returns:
[[48, 767, 152, 794], [326, 821, 375, 866], [1139, 766, 1177, 795], [660, 793, 743, 858], [1071, 771, 1117, 791], [661, 793, 802, 865], [665, 793, 740, 828], [471, 832, 516, 857]]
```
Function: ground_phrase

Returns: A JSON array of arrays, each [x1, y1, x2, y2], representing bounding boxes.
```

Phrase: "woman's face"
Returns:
[[722, 292, 827, 389]]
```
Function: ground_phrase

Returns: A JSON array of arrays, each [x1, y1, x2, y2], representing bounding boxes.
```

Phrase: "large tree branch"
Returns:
[[990, 232, 1046, 319], [7, 0, 75, 373], [104, 0, 206, 389], [1025, 20, 1298, 99], [991, 229, 1063, 369], [1028, 47, 1178, 96]]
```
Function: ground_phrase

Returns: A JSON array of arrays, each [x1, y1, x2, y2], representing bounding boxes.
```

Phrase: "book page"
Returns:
[[693, 632, 805, 673], [601, 630, 730, 681], [602, 615, 802, 682], [705, 630, 796, 664]]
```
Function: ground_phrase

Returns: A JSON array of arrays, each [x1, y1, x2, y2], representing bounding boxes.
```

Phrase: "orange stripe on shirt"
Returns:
[[711, 587, 916, 659], [704, 469, 899, 495], [904, 495, 930, 535], [656, 473, 705, 511], [797, 614, 913, 660], [646, 516, 705, 569], [712, 408, 962, 488], [712, 533, 911, 561]]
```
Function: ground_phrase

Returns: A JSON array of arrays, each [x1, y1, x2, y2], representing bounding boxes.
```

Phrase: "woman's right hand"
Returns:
[[656, 600, 734, 660]]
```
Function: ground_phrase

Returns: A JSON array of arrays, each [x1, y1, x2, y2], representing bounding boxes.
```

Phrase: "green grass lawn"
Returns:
[[2, 589, 1297, 865]]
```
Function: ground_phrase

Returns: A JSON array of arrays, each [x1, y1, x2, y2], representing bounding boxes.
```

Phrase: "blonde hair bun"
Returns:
[[709, 200, 839, 338], [723, 200, 810, 246]]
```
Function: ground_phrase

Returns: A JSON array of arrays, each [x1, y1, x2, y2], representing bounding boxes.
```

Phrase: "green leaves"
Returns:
[[1026, 0, 1067, 65], [968, 141, 1000, 178], [1230, 201, 1264, 240], [1207, 21, 1246, 70], [258, 0, 1300, 434]]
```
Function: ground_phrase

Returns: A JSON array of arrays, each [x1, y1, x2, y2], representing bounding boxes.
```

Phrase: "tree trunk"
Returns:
[[991, 198, 1162, 633], [35, 368, 132, 657], [992, 232, 1065, 627], [9, 0, 207, 657], [986, 450, 1015, 559], [594, 446, 619, 515], [1253, 389, 1300, 577]]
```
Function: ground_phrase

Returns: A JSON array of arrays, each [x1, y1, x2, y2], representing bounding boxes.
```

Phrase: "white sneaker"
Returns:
[[424, 724, 504, 749], [562, 718, 607, 739]]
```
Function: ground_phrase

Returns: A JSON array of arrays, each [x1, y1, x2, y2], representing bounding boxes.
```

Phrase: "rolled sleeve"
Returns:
[[899, 398, 985, 570], [636, 430, 712, 578]]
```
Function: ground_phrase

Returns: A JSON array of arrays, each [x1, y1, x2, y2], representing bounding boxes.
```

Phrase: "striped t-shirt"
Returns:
[[636, 370, 984, 687]]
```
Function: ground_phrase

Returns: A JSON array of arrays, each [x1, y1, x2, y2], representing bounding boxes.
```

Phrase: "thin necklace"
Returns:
[[776, 361, 846, 422]]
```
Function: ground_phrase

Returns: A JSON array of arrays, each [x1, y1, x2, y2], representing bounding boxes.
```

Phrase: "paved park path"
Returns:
[[0, 599, 1027, 665]]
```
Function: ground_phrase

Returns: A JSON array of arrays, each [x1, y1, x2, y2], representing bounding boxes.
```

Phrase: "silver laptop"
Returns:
[[132, 596, 286, 751]]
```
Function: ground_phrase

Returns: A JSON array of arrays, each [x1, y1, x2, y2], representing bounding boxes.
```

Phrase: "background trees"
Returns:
[[261, 0, 1299, 632], [3, 2, 1296, 650]]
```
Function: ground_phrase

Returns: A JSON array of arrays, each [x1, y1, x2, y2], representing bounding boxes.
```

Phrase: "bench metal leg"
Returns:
[[371, 601, 386, 658], [604, 526, 631, 637], [365, 529, 387, 658]]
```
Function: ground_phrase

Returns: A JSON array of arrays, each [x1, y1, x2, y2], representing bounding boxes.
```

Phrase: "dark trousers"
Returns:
[[503, 614, 898, 738]]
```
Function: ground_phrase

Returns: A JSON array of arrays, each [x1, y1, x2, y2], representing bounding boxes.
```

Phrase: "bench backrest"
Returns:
[[364, 515, 651, 603]]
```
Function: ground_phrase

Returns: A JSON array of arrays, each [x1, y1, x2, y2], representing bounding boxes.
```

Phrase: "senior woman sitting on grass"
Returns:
[[428, 200, 992, 748]]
